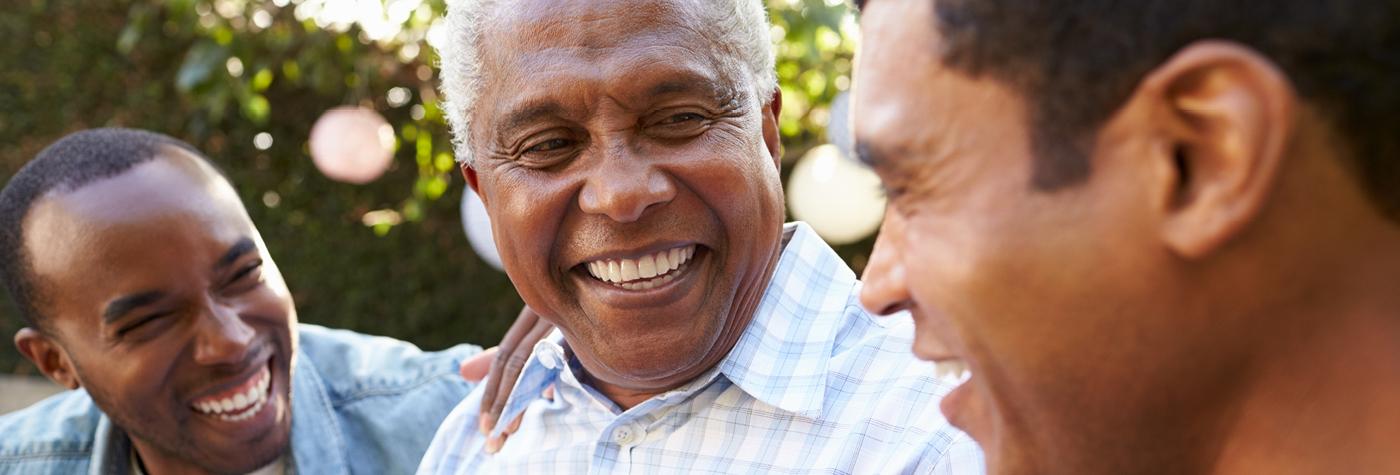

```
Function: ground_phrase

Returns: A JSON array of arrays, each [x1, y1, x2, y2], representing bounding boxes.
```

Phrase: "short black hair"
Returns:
[[0, 128, 206, 328], [862, 0, 1400, 221]]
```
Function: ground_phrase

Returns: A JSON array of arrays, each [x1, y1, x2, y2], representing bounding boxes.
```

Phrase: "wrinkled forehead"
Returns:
[[477, 0, 745, 113], [487, 0, 702, 56]]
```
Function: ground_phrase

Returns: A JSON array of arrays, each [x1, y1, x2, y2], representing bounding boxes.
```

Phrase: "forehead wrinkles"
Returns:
[[476, 1, 747, 132]]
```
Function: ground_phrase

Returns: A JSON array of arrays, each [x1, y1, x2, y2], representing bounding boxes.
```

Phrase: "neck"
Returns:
[[130, 438, 212, 475], [589, 230, 787, 410], [1211, 246, 1400, 474]]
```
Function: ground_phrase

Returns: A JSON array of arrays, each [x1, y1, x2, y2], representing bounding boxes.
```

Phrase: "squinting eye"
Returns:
[[526, 138, 572, 153], [660, 113, 703, 125]]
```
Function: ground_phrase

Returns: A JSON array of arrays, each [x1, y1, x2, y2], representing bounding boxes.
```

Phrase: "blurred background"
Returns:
[[0, 0, 882, 410]]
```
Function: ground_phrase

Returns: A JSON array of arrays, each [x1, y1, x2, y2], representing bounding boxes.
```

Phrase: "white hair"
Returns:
[[436, 0, 778, 166]]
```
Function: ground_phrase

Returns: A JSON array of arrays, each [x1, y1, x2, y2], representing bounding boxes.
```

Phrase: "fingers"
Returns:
[[543, 384, 556, 401], [460, 347, 498, 382], [485, 413, 527, 454], [478, 307, 542, 434], [484, 316, 554, 434]]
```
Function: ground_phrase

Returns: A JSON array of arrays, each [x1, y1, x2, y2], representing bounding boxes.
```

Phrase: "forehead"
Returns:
[[23, 147, 254, 285], [478, 0, 738, 112], [853, 0, 1024, 168]]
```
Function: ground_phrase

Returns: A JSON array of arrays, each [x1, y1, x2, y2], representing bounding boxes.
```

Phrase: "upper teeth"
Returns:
[[192, 366, 270, 422], [935, 359, 971, 385], [586, 245, 695, 284]]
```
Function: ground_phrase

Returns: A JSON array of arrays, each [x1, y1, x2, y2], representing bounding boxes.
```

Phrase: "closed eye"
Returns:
[[118, 311, 173, 337], [225, 259, 265, 294]]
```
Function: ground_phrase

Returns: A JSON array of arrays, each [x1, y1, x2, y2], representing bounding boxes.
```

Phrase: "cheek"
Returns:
[[486, 173, 577, 307]]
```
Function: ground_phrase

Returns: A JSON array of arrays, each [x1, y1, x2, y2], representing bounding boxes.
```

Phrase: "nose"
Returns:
[[860, 210, 913, 316], [578, 146, 677, 223], [192, 300, 255, 366]]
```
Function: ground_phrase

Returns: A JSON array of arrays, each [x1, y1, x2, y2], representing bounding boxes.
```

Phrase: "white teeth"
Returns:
[[192, 366, 272, 420], [584, 244, 696, 286], [620, 260, 639, 281], [934, 359, 970, 383]]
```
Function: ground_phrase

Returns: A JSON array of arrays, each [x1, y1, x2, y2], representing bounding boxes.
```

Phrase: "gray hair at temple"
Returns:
[[436, 0, 778, 167]]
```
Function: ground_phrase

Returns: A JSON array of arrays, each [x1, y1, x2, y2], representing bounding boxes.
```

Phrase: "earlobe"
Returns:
[[15, 328, 80, 390], [1140, 41, 1297, 258]]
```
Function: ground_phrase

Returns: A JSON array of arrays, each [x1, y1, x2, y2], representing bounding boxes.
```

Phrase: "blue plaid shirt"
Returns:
[[419, 222, 984, 474]]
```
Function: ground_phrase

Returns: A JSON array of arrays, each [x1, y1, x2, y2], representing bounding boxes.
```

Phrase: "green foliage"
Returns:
[[0, 0, 864, 374]]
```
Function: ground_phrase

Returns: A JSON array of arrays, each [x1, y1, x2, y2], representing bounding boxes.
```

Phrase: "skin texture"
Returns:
[[855, 0, 1400, 473], [14, 146, 295, 475], [462, 0, 785, 410]]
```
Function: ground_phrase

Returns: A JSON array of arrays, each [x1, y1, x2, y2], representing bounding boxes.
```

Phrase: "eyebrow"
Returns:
[[498, 102, 567, 136], [216, 237, 257, 272], [103, 290, 165, 323]]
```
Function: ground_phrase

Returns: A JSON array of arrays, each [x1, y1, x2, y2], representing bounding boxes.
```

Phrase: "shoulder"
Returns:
[[295, 324, 483, 404], [0, 389, 101, 470]]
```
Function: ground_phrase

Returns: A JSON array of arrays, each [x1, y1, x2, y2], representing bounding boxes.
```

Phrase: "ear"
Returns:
[[761, 89, 784, 169], [15, 328, 80, 390], [1134, 40, 1297, 258], [462, 163, 486, 205]]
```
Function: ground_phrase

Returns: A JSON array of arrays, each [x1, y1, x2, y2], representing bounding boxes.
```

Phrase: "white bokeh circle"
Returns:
[[786, 144, 887, 245], [308, 106, 395, 184], [460, 189, 505, 271]]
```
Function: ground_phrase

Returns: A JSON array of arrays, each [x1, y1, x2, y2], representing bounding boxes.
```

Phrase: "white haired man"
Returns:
[[416, 0, 982, 473]]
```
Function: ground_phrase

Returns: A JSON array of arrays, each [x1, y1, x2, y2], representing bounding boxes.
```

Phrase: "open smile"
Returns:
[[582, 244, 697, 291], [572, 243, 709, 309], [189, 358, 276, 424]]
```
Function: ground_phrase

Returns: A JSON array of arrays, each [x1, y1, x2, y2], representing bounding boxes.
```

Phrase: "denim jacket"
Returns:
[[0, 324, 480, 475]]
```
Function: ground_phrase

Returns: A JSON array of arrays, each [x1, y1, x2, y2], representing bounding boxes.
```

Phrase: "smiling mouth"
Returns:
[[190, 362, 272, 423], [582, 244, 697, 291]]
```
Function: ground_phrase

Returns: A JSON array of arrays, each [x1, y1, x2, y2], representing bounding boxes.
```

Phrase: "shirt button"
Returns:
[[539, 351, 559, 370], [613, 426, 638, 445]]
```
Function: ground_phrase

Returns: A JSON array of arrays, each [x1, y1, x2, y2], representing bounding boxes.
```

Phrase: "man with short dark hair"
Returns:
[[853, 0, 1400, 473], [0, 128, 483, 474]]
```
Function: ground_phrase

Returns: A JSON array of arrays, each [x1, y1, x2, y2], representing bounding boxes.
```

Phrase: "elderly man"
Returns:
[[0, 129, 488, 474], [417, 0, 979, 473], [854, 0, 1400, 474]]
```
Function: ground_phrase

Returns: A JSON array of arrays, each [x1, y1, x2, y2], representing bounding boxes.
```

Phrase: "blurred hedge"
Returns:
[[0, 0, 866, 375]]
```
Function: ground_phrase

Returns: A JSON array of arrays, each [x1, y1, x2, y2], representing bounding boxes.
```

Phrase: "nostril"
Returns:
[[877, 302, 910, 316]]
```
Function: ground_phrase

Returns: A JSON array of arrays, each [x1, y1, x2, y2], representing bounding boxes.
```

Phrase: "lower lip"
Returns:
[[939, 376, 974, 429]]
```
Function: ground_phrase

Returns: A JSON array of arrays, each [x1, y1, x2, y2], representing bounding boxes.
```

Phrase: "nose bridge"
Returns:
[[578, 139, 677, 223], [192, 298, 255, 366], [860, 212, 912, 315]]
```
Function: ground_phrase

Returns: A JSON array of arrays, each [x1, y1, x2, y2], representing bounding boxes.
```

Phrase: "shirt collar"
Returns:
[[492, 222, 854, 432], [715, 222, 852, 417]]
